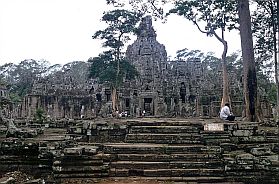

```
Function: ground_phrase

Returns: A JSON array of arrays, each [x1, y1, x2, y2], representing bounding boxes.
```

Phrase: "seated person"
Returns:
[[220, 103, 235, 121]]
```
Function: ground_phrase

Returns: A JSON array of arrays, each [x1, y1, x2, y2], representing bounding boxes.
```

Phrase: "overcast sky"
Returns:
[[0, 0, 241, 65]]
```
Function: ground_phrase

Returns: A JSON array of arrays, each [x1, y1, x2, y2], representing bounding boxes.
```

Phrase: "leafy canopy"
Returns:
[[168, 0, 238, 36], [88, 51, 138, 86], [89, 9, 141, 87]]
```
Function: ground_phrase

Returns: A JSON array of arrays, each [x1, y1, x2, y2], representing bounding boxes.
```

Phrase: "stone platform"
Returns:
[[0, 118, 278, 183]]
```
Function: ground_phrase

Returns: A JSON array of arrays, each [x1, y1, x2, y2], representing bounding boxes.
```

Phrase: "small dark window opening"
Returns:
[[106, 94, 111, 101], [180, 82, 187, 103], [89, 86, 94, 94], [174, 98, 178, 104], [188, 95, 196, 103], [125, 99, 130, 108], [96, 94, 102, 102], [133, 90, 138, 96], [105, 89, 111, 101]]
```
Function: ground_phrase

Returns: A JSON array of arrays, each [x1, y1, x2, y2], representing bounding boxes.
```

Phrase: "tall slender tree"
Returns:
[[89, 9, 140, 114], [168, 0, 238, 107], [252, 0, 278, 118], [238, 0, 258, 121]]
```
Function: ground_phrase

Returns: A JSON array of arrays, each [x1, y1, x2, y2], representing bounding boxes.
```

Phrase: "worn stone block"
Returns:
[[232, 130, 252, 137], [250, 147, 272, 156]]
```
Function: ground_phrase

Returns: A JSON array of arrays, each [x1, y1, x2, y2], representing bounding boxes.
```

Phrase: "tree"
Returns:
[[168, 0, 238, 108], [89, 9, 140, 113], [237, 0, 258, 122], [252, 0, 278, 118], [34, 107, 46, 124], [107, 1, 238, 108], [0, 59, 50, 99], [106, 0, 167, 19], [105, 0, 263, 121]]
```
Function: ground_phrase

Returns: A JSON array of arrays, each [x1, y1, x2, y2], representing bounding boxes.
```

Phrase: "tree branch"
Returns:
[[150, 0, 162, 14], [211, 30, 226, 45], [192, 20, 210, 34]]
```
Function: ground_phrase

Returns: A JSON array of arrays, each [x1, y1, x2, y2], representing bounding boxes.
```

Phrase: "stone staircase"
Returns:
[[53, 145, 109, 179], [1, 119, 278, 183], [103, 121, 228, 182]]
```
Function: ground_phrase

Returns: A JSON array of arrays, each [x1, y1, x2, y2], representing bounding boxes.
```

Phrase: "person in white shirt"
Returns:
[[220, 103, 235, 121]]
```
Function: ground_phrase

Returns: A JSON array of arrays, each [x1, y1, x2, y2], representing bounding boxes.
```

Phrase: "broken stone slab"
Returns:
[[250, 147, 272, 156], [260, 154, 279, 161], [24, 179, 43, 184], [225, 164, 254, 171], [63, 146, 98, 156], [220, 143, 237, 152], [0, 177, 15, 184], [63, 147, 83, 156], [82, 146, 98, 155], [236, 153, 256, 165], [232, 130, 252, 137], [204, 123, 224, 131], [237, 122, 259, 130], [238, 136, 266, 143]]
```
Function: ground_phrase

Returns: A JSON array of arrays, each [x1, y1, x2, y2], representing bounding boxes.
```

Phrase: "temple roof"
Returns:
[[137, 16, 157, 38]]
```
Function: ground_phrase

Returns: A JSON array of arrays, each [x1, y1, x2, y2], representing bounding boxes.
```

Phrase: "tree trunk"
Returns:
[[278, 0, 279, 121], [111, 87, 118, 114], [273, 0, 279, 120], [221, 38, 230, 107], [238, 0, 258, 122]]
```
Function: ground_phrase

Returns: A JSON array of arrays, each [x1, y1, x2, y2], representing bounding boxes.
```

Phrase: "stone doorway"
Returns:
[[144, 98, 153, 116]]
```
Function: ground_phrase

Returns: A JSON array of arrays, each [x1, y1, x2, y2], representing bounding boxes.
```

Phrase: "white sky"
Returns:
[[0, 0, 241, 65]]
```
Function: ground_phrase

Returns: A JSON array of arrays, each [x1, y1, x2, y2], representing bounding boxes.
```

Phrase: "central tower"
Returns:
[[126, 16, 167, 116]]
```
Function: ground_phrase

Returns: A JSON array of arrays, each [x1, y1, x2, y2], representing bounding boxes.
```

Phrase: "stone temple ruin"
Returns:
[[16, 16, 265, 120], [0, 16, 278, 184]]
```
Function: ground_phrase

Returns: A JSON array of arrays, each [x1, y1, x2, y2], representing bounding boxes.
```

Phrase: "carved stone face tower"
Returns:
[[126, 16, 167, 116]]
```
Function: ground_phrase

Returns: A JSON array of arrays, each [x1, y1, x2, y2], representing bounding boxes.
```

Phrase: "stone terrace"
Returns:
[[0, 118, 278, 183]]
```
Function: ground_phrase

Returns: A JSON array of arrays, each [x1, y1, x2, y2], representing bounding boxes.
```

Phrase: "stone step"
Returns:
[[129, 126, 200, 134], [53, 165, 109, 173], [0, 157, 52, 165], [103, 143, 222, 154], [110, 168, 224, 177], [54, 173, 109, 178], [54, 154, 105, 162], [126, 120, 204, 127], [204, 138, 232, 145], [111, 153, 221, 162], [106, 176, 230, 183], [53, 159, 104, 166], [125, 133, 202, 144], [110, 161, 224, 170]]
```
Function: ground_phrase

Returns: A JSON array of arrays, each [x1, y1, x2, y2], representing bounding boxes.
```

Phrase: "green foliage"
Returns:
[[0, 59, 50, 99], [34, 108, 46, 124], [93, 9, 141, 51], [88, 52, 138, 87], [105, 0, 167, 19], [90, 9, 141, 87], [252, 0, 278, 63], [168, 0, 238, 35], [267, 84, 277, 105], [9, 93, 21, 103]]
